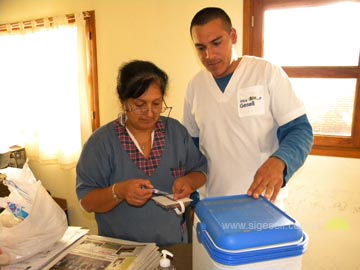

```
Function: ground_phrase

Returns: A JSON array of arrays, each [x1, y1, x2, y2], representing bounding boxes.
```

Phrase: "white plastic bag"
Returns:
[[0, 162, 68, 265]]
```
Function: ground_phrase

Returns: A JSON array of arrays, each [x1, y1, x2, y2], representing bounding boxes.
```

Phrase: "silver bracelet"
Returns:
[[111, 183, 120, 202]]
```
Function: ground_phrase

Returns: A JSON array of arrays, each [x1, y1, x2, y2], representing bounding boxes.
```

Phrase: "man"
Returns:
[[183, 7, 313, 206]]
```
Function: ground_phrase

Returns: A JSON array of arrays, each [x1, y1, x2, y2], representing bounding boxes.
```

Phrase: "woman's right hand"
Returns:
[[115, 179, 153, 206]]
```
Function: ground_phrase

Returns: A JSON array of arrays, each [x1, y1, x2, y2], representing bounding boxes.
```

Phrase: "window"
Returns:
[[243, 0, 360, 158], [0, 11, 99, 167]]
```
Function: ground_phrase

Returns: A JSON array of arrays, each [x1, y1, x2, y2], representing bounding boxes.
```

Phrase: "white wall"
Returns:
[[1, 1, 359, 269], [286, 155, 360, 269]]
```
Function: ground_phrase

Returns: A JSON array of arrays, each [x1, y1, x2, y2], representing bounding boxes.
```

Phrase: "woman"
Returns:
[[76, 60, 207, 246]]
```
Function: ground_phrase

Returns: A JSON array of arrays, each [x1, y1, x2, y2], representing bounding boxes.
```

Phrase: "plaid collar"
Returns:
[[114, 119, 166, 176]]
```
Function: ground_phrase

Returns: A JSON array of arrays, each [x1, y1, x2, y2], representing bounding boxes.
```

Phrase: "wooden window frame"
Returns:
[[84, 11, 100, 131], [243, 0, 360, 158]]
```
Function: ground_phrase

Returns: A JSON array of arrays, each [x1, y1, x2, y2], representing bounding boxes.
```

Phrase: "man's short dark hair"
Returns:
[[190, 7, 233, 35]]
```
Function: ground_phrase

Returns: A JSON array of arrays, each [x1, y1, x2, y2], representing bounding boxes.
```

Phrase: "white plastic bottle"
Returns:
[[157, 249, 176, 270]]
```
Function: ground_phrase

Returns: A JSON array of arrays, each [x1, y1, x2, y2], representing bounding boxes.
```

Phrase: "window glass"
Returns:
[[244, 0, 360, 157], [291, 78, 356, 136], [0, 13, 96, 166], [264, 2, 360, 66]]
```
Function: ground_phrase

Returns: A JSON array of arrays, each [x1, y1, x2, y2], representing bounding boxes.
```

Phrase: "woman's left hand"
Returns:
[[172, 171, 206, 200], [172, 177, 193, 200]]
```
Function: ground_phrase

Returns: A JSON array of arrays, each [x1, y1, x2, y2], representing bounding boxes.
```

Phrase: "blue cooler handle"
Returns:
[[196, 222, 206, 244]]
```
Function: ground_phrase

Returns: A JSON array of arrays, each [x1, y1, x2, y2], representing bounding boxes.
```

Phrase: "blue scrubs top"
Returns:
[[76, 117, 207, 246]]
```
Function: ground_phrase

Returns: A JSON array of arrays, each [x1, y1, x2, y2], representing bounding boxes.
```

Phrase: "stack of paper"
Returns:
[[45, 234, 161, 270]]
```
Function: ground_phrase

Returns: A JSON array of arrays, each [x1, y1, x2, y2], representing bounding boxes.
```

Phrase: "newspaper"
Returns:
[[44, 234, 161, 270], [1, 226, 89, 270]]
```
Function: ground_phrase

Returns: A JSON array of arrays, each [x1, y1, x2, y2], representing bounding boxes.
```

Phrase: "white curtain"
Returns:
[[0, 14, 92, 168]]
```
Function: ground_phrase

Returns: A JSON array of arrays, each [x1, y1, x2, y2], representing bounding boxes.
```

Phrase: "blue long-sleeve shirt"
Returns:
[[272, 114, 313, 185]]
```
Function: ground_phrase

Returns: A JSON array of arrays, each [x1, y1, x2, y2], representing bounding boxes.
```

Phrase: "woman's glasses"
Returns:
[[126, 100, 172, 116]]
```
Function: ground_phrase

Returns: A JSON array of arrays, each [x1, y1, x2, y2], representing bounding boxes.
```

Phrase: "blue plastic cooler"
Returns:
[[194, 195, 308, 268]]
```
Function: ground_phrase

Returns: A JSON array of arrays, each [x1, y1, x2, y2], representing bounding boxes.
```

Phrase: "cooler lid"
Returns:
[[195, 195, 303, 250]]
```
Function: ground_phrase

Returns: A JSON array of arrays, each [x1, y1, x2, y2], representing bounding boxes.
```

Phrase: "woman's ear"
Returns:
[[119, 111, 127, 127], [121, 102, 126, 111]]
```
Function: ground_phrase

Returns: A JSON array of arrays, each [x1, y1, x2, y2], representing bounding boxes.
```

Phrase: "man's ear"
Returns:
[[230, 27, 237, 44]]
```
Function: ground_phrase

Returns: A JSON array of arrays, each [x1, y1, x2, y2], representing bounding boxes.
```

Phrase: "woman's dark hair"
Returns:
[[116, 60, 168, 102], [190, 7, 232, 35]]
